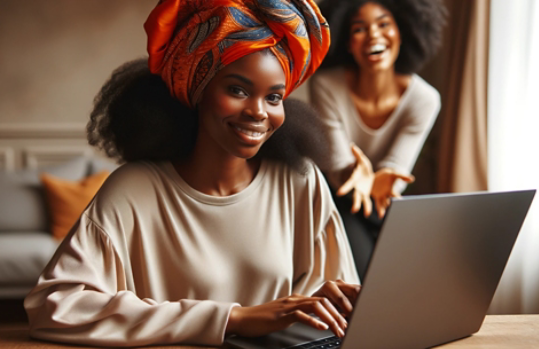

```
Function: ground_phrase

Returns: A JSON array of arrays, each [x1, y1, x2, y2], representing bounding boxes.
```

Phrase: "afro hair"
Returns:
[[318, 0, 447, 74], [87, 58, 331, 174]]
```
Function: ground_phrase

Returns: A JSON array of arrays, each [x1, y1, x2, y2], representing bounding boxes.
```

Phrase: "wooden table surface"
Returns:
[[432, 315, 539, 348], [1, 315, 538, 348]]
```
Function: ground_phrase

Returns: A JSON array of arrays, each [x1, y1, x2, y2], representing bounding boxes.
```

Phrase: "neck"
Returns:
[[174, 131, 258, 197], [350, 67, 400, 102]]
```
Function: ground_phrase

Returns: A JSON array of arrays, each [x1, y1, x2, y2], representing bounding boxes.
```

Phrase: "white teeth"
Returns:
[[234, 126, 264, 137], [369, 43, 387, 54]]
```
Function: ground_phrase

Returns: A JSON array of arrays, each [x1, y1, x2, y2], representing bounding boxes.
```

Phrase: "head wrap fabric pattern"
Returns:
[[144, 0, 330, 108]]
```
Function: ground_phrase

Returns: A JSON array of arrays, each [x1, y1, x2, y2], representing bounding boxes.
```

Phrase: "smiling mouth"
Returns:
[[368, 43, 387, 56], [231, 125, 268, 144], [233, 125, 265, 137]]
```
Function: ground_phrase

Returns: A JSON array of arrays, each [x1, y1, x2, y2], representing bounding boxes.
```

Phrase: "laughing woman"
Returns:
[[24, 0, 359, 347], [309, 0, 446, 279]]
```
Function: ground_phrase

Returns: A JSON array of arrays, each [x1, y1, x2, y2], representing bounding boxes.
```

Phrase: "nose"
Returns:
[[368, 24, 381, 38], [243, 98, 267, 120]]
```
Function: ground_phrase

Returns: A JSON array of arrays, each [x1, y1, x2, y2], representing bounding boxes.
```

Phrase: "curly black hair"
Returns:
[[318, 0, 447, 74], [87, 58, 331, 174]]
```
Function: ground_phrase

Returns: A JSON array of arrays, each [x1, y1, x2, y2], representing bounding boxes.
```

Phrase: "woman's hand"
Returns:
[[311, 280, 361, 318], [225, 293, 349, 338], [336, 144, 374, 216], [371, 168, 415, 218]]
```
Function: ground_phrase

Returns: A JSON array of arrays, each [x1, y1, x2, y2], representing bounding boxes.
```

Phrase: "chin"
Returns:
[[232, 147, 262, 160], [361, 62, 394, 73]]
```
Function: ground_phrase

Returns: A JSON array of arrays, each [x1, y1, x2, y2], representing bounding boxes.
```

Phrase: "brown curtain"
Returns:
[[437, 0, 489, 193]]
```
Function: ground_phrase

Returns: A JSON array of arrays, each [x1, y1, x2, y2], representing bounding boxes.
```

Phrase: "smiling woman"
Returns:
[[175, 51, 287, 196], [23, 0, 360, 347], [195, 51, 285, 164], [310, 0, 446, 279], [347, 3, 402, 75]]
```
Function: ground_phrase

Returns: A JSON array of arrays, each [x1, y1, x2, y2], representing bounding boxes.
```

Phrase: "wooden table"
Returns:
[[431, 315, 539, 348], [1, 315, 537, 348]]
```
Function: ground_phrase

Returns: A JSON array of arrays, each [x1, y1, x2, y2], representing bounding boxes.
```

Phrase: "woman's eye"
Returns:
[[267, 94, 283, 105], [229, 86, 247, 96], [351, 26, 366, 34], [379, 22, 390, 28]]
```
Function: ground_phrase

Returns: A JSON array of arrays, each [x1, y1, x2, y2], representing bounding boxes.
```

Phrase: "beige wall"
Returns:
[[0, 1, 156, 170], [0, 0, 448, 179], [0, 0, 316, 170], [0, 0, 155, 125]]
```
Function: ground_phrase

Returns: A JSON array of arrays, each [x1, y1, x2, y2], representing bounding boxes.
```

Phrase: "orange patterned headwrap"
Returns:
[[144, 0, 330, 109]]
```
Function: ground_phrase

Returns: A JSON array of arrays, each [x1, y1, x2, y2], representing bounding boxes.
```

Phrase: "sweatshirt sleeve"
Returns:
[[308, 73, 356, 174], [291, 164, 360, 297], [377, 81, 441, 193], [24, 213, 238, 347]]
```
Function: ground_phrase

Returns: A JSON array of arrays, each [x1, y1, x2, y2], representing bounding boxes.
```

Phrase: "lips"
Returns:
[[363, 43, 389, 63], [368, 43, 387, 55], [229, 123, 269, 145], [233, 125, 265, 137]]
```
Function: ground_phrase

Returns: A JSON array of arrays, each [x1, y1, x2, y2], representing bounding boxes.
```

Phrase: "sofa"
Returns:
[[0, 156, 117, 299]]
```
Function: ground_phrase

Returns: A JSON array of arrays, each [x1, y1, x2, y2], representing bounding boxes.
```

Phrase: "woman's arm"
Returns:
[[309, 73, 374, 215], [376, 82, 441, 191], [371, 81, 441, 217], [25, 214, 238, 347], [291, 163, 361, 296], [225, 293, 348, 338], [308, 72, 356, 177]]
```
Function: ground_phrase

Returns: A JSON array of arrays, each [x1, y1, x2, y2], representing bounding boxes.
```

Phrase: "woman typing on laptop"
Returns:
[[24, 0, 359, 346]]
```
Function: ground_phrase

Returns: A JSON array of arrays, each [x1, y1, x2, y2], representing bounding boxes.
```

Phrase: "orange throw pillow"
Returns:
[[40, 171, 109, 240]]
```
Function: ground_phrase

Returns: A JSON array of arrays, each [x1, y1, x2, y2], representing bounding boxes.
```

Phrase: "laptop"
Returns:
[[226, 190, 536, 349]]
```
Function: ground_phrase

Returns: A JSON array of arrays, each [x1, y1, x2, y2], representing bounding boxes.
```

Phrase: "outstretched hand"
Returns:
[[336, 144, 374, 217], [371, 168, 415, 219]]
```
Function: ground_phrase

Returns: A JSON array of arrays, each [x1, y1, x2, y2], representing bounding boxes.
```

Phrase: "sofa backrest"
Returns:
[[0, 156, 118, 232]]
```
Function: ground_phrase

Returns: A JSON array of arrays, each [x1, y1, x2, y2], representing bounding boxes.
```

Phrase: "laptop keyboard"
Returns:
[[288, 335, 341, 349]]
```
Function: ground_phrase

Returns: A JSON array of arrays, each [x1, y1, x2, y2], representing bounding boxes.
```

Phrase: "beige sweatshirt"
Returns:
[[309, 67, 441, 192], [25, 160, 358, 347]]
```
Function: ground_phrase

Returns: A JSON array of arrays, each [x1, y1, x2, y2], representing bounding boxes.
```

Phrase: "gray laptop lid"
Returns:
[[227, 190, 535, 349], [341, 190, 535, 349]]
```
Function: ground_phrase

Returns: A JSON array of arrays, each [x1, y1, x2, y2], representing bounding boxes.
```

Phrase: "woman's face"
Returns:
[[348, 2, 401, 73], [197, 52, 286, 160]]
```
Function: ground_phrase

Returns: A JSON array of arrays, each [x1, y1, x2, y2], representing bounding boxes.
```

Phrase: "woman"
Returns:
[[309, 0, 446, 278], [24, 0, 359, 347]]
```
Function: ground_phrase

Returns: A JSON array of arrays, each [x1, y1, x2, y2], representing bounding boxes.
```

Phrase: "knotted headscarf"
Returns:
[[144, 0, 330, 109]]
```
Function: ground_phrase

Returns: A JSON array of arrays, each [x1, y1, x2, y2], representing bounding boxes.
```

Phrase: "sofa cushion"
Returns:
[[0, 157, 89, 232], [0, 232, 59, 286], [41, 171, 109, 239]]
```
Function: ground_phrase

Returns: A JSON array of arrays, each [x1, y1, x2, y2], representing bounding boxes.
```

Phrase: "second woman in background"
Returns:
[[309, 0, 446, 278]]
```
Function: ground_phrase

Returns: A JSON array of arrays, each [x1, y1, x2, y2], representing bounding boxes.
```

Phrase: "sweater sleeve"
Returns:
[[377, 84, 441, 193], [308, 73, 356, 174], [24, 213, 238, 347], [291, 165, 360, 296]]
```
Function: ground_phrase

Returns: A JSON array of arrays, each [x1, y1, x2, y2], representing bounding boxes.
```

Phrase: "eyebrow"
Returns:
[[224, 74, 285, 90], [225, 74, 253, 86], [270, 83, 286, 91], [351, 13, 389, 24]]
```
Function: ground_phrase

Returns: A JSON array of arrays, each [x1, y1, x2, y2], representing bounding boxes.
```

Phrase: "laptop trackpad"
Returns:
[[226, 322, 334, 349]]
